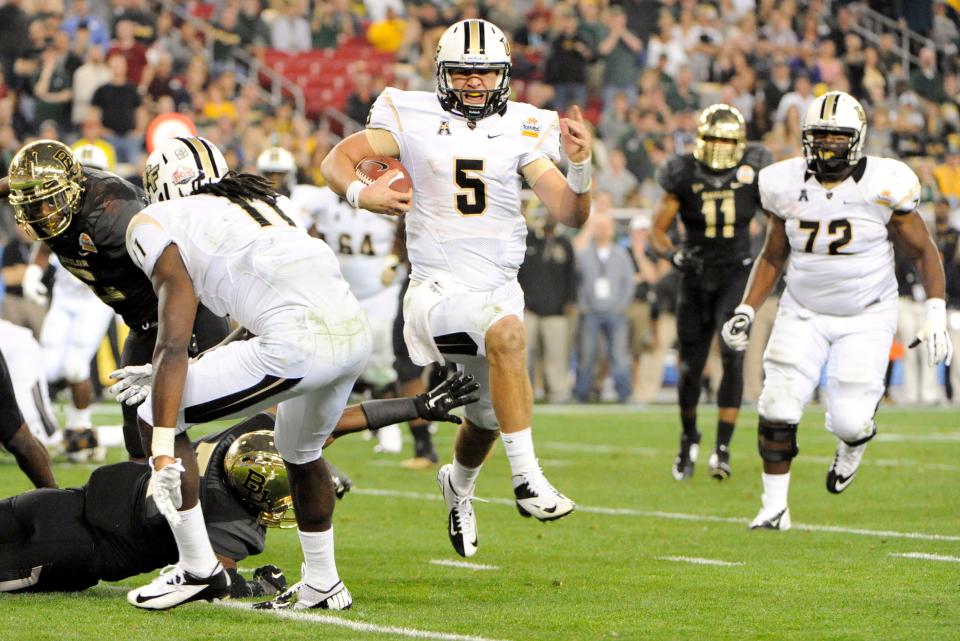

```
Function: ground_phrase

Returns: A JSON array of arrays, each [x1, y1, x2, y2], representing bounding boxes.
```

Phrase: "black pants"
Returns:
[[120, 305, 231, 458], [676, 264, 750, 411], [0, 489, 99, 592]]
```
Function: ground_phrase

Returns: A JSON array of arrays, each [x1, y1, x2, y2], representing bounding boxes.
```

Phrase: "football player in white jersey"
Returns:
[[258, 146, 405, 453], [0, 319, 59, 445], [123, 137, 373, 610], [721, 91, 953, 530], [37, 146, 118, 461], [321, 19, 592, 557]]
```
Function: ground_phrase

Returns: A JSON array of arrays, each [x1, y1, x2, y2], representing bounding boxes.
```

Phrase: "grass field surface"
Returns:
[[1, 403, 958, 641]]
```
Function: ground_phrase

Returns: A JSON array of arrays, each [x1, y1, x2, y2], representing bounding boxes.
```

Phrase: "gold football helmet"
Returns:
[[694, 104, 747, 171], [223, 430, 295, 528], [8, 140, 85, 240]]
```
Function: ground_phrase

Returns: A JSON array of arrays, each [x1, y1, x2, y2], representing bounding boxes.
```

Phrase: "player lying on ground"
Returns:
[[0, 373, 478, 595]]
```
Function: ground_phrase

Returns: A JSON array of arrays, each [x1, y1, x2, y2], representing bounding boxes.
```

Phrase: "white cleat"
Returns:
[[437, 464, 478, 558], [512, 469, 575, 522], [128, 563, 230, 610], [749, 505, 791, 531], [826, 440, 868, 494], [253, 579, 352, 610], [373, 424, 403, 454]]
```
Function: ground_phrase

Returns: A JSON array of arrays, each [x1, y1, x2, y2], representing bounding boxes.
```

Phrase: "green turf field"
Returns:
[[1, 402, 958, 641]]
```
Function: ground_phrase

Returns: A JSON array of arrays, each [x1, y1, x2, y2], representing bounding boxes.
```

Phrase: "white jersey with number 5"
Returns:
[[759, 156, 921, 316], [367, 88, 562, 291]]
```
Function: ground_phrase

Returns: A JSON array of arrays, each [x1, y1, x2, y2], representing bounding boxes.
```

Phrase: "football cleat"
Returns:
[[512, 468, 575, 522], [708, 445, 731, 480], [373, 424, 403, 454], [253, 579, 352, 610], [128, 563, 230, 610], [826, 440, 868, 494], [438, 463, 479, 557], [749, 505, 791, 531], [671, 431, 701, 481], [401, 435, 439, 469], [64, 427, 106, 463]]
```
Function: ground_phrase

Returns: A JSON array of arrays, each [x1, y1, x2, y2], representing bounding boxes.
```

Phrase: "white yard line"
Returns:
[[353, 488, 960, 542], [876, 433, 960, 443], [429, 559, 500, 571], [889, 552, 960, 563], [656, 556, 745, 567]]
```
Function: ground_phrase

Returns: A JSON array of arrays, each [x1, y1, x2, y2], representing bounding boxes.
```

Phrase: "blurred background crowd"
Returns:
[[1, 0, 959, 407]]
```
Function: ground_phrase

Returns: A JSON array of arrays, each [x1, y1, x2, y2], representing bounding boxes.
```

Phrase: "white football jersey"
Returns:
[[368, 88, 562, 290], [760, 156, 921, 316], [290, 183, 340, 231], [126, 193, 356, 335]]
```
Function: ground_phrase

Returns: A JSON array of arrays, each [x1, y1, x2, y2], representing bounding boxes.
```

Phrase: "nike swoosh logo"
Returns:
[[487, 133, 503, 138], [449, 513, 460, 537], [832, 474, 855, 491], [542, 505, 557, 514], [135, 590, 177, 603]]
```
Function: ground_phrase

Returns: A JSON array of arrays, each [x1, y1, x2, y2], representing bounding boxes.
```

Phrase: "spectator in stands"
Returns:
[[934, 196, 960, 404], [108, 0, 155, 43], [364, 0, 404, 22], [211, 6, 243, 75], [518, 215, 577, 404], [934, 146, 960, 201], [646, 12, 688, 80], [598, 5, 642, 107], [12, 19, 48, 94], [861, 46, 888, 100], [366, 6, 407, 54], [911, 46, 947, 104], [627, 215, 660, 403], [618, 108, 660, 183], [596, 149, 638, 208], [72, 115, 117, 170], [312, 0, 358, 49], [62, 0, 110, 49], [271, 0, 312, 54], [666, 67, 700, 114], [599, 91, 632, 147], [544, 7, 591, 114], [150, 11, 192, 74], [0, 0, 29, 82], [91, 53, 141, 163], [774, 72, 814, 125], [345, 69, 377, 126], [573, 202, 635, 403], [238, 0, 272, 49], [511, 8, 552, 80], [31, 37, 75, 136], [932, 1, 959, 56], [108, 19, 148, 86]]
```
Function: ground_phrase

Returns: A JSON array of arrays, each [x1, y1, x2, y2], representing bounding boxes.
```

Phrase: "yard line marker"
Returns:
[[353, 488, 960, 542], [656, 556, 745, 567], [877, 433, 960, 443], [889, 552, 960, 563], [429, 559, 500, 571], [216, 600, 513, 641]]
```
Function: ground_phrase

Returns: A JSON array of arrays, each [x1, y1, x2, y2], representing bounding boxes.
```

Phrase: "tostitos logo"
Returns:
[[172, 166, 197, 185], [521, 117, 541, 138]]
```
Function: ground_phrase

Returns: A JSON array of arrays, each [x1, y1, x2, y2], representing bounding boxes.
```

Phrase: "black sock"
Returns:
[[716, 420, 735, 450], [681, 412, 699, 439], [410, 423, 435, 459]]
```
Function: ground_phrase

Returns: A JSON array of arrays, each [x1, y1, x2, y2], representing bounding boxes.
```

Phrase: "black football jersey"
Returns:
[[657, 143, 772, 265], [45, 167, 157, 328]]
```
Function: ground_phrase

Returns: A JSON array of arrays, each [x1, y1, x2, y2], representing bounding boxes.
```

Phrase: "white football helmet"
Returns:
[[435, 19, 511, 121], [143, 136, 228, 204], [802, 91, 868, 180], [72, 144, 110, 171], [256, 146, 296, 193]]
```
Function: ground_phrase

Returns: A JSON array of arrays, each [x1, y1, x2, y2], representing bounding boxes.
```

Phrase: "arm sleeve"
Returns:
[[125, 212, 174, 277]]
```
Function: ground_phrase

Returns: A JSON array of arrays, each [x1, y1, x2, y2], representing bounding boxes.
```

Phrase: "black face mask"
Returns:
[[804, 131, 857, 180]]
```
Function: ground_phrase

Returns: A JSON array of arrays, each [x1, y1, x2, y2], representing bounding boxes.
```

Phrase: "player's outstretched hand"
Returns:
[[22, 264, 49, 306], [721, 304, 755, 352], [414, 371, 481, 424], [670, 246, 704, 274], [909, 298, 954, 366], [360, 169, 413, 216], [108, 364, 153, 405], [560, 105, 592, 164], [251, 565, 288, 596], [149, 456, 185, 526]]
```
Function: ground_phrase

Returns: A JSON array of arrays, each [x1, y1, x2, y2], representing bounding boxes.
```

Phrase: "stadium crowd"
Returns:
[[1, 0, 959, 409]]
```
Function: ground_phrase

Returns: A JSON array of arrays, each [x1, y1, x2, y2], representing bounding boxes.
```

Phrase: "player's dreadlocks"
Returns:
[[195, 172, 279, 205]]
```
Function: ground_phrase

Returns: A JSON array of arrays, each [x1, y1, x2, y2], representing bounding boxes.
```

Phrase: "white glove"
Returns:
[[909, 298, 955, 367], [149, 456, 185, 526], [108, 364, 153, 405], [380, 253, 400, 287], [22, 264, 48, 306], [721, 304, 755, 352]]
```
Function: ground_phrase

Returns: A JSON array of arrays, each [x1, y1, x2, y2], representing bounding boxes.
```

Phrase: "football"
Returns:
[[355, 155, 412, 192]]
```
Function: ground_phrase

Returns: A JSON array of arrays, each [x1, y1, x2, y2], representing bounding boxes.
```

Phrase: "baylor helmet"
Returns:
[[223, 430, 295, 528], [8, 140, 85, 240], [694, 104, 747, 171]]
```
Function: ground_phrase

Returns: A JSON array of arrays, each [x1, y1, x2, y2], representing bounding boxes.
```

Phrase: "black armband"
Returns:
[[360, 398, 419, 430]]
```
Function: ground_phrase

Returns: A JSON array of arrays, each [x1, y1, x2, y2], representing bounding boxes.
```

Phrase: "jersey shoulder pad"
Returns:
[[758, 157, 806, 215], [504, 101, 562, 162], [863, 156, 921, 213], [656, 154, 693, 193], [368, 88, 441, 133], [742, 142, 774, 170], [125, 203, 176, 277]]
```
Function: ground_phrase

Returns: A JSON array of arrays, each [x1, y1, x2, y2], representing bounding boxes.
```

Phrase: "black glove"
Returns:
[[326, 460, 352, 499], [413, 371, 481, 424], [670, 246, 704, 274], [250, 564, 287, 597]]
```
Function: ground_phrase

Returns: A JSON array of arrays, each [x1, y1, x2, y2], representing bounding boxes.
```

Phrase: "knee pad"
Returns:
[[826, 409, 877, 446], [757, 381, 803, 424], [758, 417, 799, 463]]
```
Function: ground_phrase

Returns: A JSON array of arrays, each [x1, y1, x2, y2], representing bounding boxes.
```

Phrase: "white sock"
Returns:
[[450, 459, 481, 495], [171, 504, 219, 577], [761, 472, 791, 509], [66, 405, 92, 429], [501, 427, 537, 478], [300, 528, 339, 591]]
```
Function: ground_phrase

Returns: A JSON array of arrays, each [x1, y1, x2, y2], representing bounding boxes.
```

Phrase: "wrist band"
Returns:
[[346, 180, 365, 208], [733, 304, 756, 322], [566, 158, 592, 194], [152, 426, 176, 459]]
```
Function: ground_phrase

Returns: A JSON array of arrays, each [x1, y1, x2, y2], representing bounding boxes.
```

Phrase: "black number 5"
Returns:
[[455, 159, 486, 216]]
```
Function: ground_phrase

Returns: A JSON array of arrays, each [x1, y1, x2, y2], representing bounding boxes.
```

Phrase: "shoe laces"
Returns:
[[516, 467, 561, 498], [157, 565, 186, 586]]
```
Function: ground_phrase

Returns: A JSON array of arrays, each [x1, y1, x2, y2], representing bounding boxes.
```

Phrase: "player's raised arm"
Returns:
[[321, 130, 411, 216], [527, 105, 592, 228]]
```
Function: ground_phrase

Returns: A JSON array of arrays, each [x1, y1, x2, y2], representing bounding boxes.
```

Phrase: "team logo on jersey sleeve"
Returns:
[[521, 117, 541, 138], [79, 232, 97, 254], [736, 165, 756, 184]]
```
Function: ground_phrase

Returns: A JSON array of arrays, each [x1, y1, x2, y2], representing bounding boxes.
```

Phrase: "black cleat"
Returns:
[[672, 431, 701, 481], [708, 445, 731, 480]]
